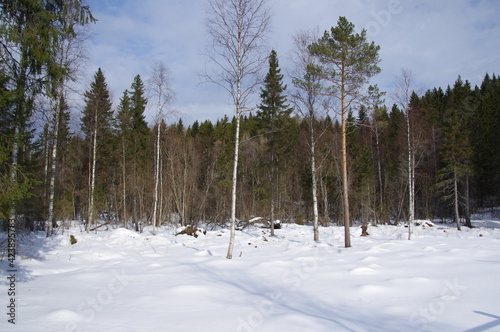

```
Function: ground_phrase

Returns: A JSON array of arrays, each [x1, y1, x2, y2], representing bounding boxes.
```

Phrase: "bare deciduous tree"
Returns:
[[148, 61, 175, 235], [290, 29, 324, 241], [393, 68, 417, 240], [204, 0, 271, 259]]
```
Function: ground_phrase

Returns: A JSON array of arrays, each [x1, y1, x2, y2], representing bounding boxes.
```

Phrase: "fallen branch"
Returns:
[[89, 220, 113, 232]]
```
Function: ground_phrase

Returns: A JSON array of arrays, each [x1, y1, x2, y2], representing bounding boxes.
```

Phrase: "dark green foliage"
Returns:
[[0, 0, 94, 226], [81, 68, 113, 138], [1, 4, 499, 230], [255, 50, 296, 226], [436, 78, 474, 228], [256, 50, 295, 164], [129, 75, 149, 149], [114, 75, 151, 228], [308, 16, 381, 98], [471, 74, 500, 204]]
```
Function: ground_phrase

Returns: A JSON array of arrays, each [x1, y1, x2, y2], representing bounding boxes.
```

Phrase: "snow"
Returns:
[[2, 219, 500, 332]]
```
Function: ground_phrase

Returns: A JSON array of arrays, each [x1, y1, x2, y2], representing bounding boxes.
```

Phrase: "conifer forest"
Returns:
[[3, 2, 500, 330], [1, 0, 499, 238]]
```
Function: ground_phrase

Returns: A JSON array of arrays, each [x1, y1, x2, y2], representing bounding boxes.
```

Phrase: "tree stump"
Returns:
[[361, 225, 369, 236]]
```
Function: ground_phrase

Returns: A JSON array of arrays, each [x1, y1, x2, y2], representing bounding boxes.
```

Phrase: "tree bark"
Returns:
[[407, 109, 414, 239], [464, 175, 472, 228], [341, 75, 351, 248], [87, 114, 98, 232], [227, 111, 241, 259], [121, 138, 127, 228], [152, 122, 161, 234], [47, 84, 63, 237], [311, 122, 319, 241], [453, 169, 462, 231], [205, 0, 271, 259]]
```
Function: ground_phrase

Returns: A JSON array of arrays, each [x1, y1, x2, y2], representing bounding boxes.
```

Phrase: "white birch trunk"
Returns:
[[407, 109, 414, 240], [205, 0, 271, 259], [87, 115, 98, 232], [227, 110, 241, 259], [311, 122, 319, 241], [152, 123, 161, 234], [46, 84, 63, 237]]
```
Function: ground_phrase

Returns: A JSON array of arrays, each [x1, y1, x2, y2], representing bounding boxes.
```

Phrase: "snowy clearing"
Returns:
[[1, 219, 500, 332]]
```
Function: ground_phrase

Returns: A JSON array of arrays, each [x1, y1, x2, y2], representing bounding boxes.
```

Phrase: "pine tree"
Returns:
[[308, 16, 381, 247], [81, 68, 113, 231], [256, 50, 293, 236]]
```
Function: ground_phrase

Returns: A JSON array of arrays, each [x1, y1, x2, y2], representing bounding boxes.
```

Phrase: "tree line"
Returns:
[[1, 0, 499, 244]]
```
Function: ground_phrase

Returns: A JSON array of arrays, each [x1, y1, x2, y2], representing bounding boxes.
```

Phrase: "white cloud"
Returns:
[[85, 0, 500, 125]]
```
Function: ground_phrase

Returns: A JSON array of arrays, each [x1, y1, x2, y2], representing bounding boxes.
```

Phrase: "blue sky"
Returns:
[[84, 0, 500, 125]]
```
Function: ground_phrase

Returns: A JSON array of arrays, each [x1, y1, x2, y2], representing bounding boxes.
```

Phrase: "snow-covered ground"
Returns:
[[1, 219, 500, 332]]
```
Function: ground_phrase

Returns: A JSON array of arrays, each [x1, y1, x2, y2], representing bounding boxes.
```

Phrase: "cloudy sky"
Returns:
[[84, 0, 499, 125]]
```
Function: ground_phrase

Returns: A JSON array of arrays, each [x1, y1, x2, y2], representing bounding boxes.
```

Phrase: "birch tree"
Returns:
[[393, 69, 417, 239], [205, 0, 271, 259], [46, 0, 94, 237], [148, 61, 174, 235], [308, 17, 381, 247], [290, 29, 324, 241]]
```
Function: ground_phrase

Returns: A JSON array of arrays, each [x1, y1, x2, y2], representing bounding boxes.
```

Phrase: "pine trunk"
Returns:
[[341, 82, 351, 248]]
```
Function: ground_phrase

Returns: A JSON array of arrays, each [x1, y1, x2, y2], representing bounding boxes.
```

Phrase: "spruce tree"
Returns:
[[130, 75, 149, 144], [116, 90, 132, 227], [256, 50, 293, 235], [127, 75, 150, 230], [472, 74, 500, 204], [81, 68, 113, 231], [438, 77, 473, 230]]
